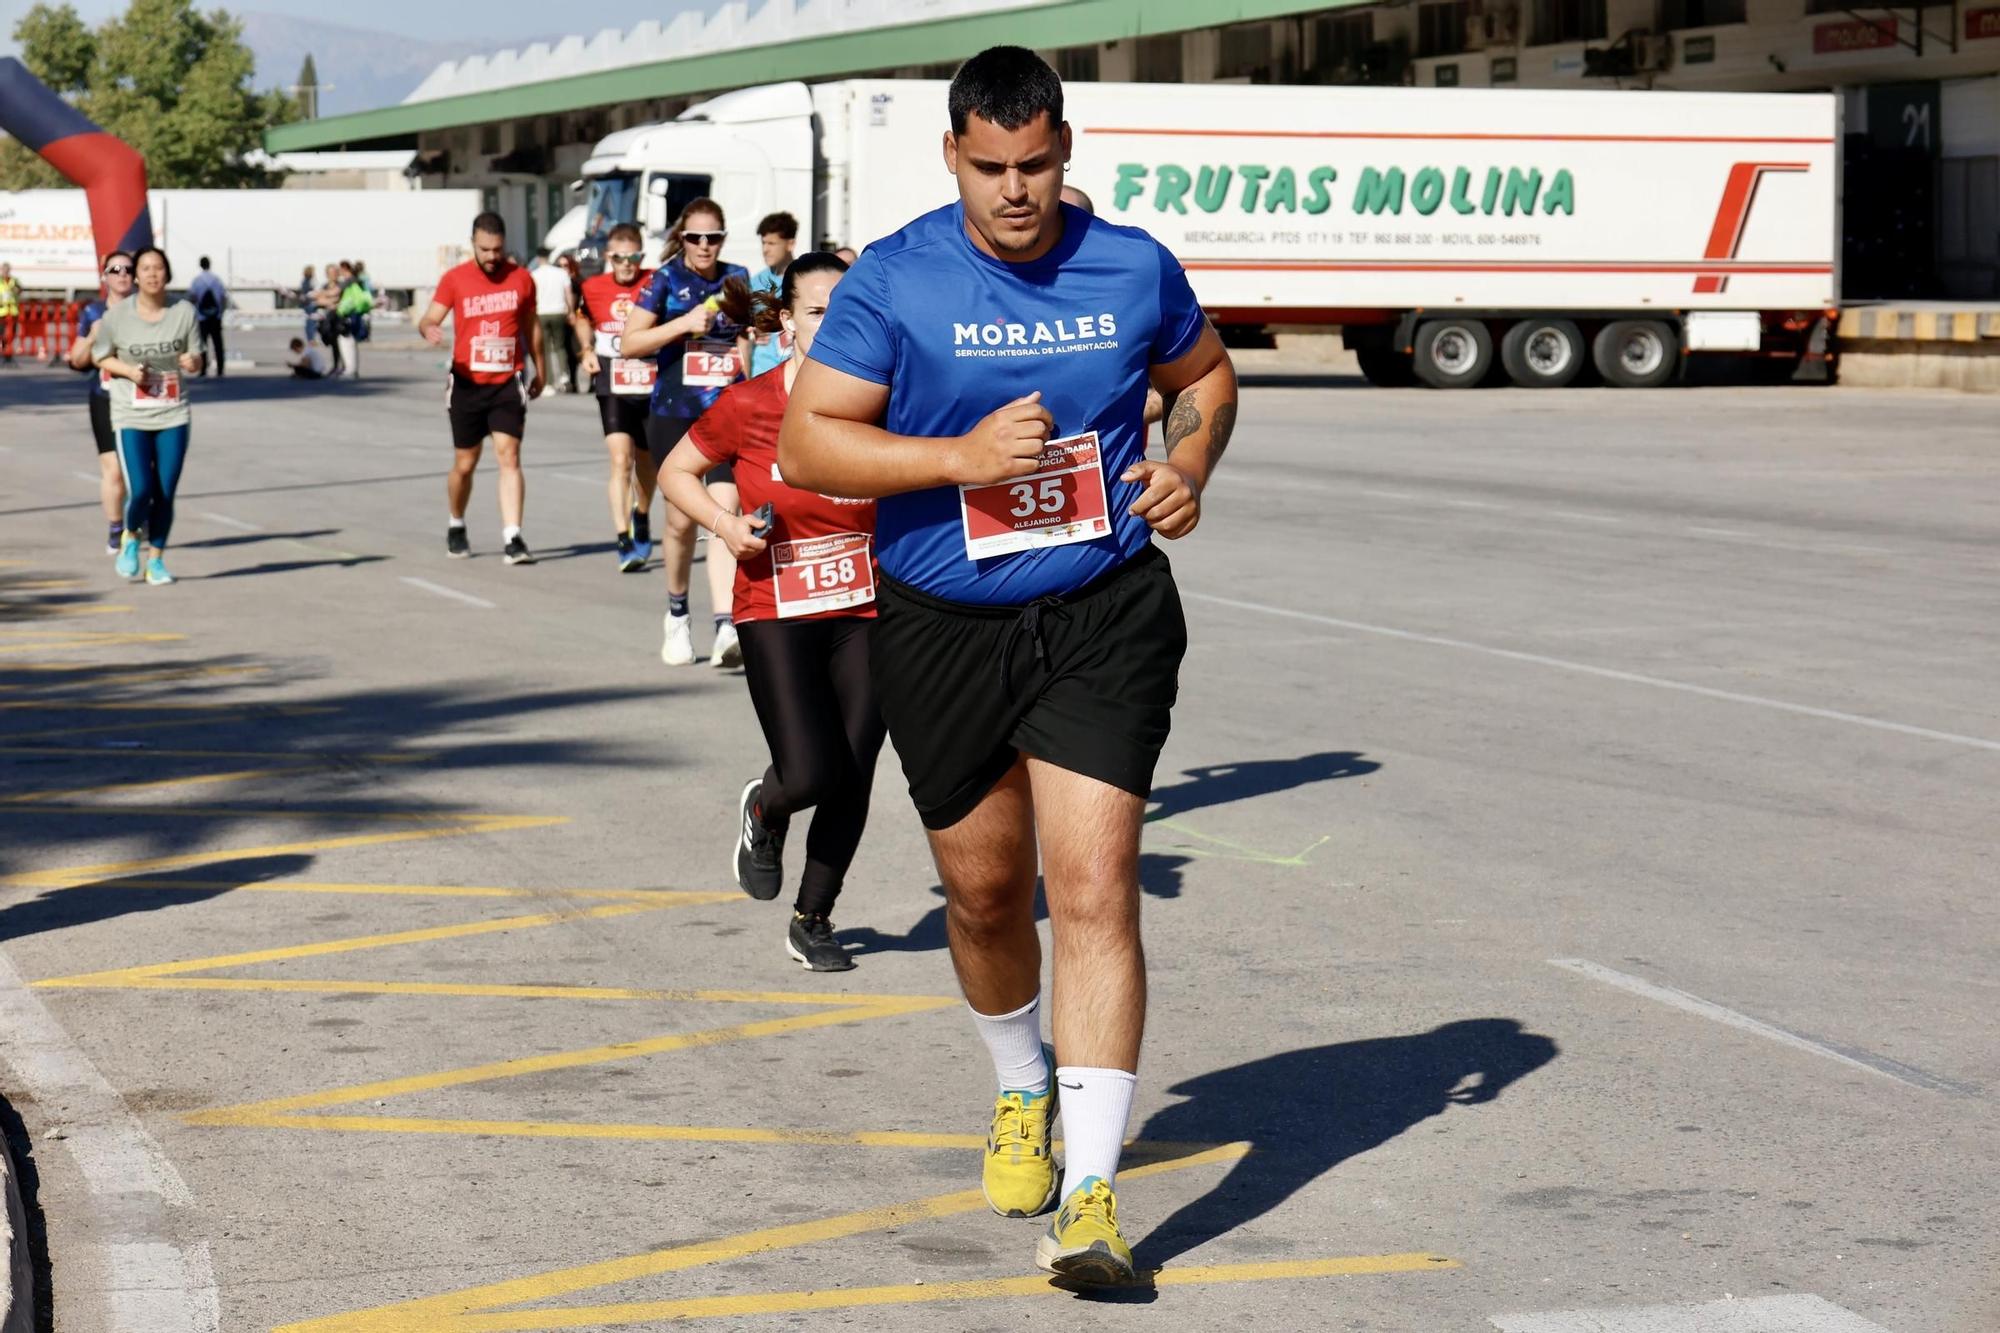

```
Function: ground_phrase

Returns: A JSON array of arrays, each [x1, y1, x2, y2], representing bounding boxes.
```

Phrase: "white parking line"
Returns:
[[197, 512, 261, 531], [399, 577, 496, 609], [0, 948, 220, 1333], [1549, 959, 1974, 1096], [1180, 591, 2000, 755], [1493, 1293, 1891, 1332]]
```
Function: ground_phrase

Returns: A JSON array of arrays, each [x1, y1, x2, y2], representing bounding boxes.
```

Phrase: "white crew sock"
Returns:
[[502, 524, 522, 542], [1055, 1066, 1136, 1199], [968, 996, 1048, 1095], [447, 516, 465, 529]]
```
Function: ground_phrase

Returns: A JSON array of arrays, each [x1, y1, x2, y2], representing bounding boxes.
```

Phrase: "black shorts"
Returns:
[[597, 392, 650, 440], [88, 394, 115, 455], [645, 413, 733, 483], [446, 373, 527, 449], [871, 546, 1186, 830]]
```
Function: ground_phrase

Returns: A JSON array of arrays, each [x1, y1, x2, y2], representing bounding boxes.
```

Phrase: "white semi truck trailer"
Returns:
[[563, 79, 1837, 388]]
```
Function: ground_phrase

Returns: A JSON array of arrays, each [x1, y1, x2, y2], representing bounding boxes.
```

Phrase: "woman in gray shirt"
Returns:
[[92, 247, 200, 585]]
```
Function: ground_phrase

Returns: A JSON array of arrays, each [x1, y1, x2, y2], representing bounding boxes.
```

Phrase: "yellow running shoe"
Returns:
[[1036, 1175, 1139, 1286], [981, 1085, 1058, 1218]]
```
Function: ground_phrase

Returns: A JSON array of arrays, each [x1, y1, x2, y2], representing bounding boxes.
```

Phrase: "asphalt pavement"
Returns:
[[0, 335, 1994, 1333]]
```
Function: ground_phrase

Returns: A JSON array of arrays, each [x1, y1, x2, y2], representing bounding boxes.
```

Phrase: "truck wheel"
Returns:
[[1500, 319, 1584, 388], [1593, 320, 1678, 388], [1412, 320, 1492, 389], [1356, 346, 1416, 387]]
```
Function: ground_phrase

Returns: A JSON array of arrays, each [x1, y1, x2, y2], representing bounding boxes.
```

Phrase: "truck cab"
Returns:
[[565, 83, 815, 276]]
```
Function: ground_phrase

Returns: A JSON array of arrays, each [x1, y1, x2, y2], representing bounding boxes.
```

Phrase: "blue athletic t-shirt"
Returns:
[[77, 301, 109, 398], [635, 256, 748, 419], [807, 202, 1206, 606]]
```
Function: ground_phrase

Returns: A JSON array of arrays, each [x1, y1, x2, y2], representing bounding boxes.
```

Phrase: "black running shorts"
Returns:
[[597, 392, 650, 440], [88, 394, 115, 455], [871, 546, 1186, 831], [646, 413, 732, 483], [446, 372, 528, 449]]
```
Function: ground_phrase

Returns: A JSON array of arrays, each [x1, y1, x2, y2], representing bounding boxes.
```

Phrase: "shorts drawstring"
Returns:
[[1000, 596, 1068, 696]]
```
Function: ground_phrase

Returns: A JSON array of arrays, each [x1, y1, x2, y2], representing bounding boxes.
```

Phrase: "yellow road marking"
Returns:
[[274, 1144, 1260, 1333], [191, 997, 953, 1124], [0, 579, 82, 591], [1, 762, 419, 805], [38, 877, 698, 901], [204, 1112, 1228, 1158], [0, 816, 566, 887], [3, 603, 132, 617], [56, 975, 942, 1006], [0, 711, 267, 740], [0, 633, 186, 655], [0, 662, 267, 686], [39, 901, 680, 988]]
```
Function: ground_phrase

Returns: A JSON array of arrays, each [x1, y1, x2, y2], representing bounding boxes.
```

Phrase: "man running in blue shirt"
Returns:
[[780, 46, 1238, 1287]]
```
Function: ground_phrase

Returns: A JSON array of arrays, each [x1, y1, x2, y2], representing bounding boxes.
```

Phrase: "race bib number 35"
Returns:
[[132, 371, 181, 405], [772, 532, 876, 619], [469, 335, 516, 374], [959, 431, 1112, 561], [683, 339, 740, 388], [610, 358, 656, 396]]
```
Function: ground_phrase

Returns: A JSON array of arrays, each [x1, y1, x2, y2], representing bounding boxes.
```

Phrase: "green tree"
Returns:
[[0, 0, 296, 190]]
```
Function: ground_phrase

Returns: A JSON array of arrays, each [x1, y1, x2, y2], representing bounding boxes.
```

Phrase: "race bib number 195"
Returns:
[[958, 431, 1111, 561]]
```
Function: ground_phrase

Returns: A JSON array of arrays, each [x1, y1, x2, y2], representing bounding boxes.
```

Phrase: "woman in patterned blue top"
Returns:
[[619, 198, 753, 668]]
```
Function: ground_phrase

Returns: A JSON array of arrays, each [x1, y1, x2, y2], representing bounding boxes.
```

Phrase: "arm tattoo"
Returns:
[[1204, 401, 1237, 473], [1163, 391, 1202, 451]]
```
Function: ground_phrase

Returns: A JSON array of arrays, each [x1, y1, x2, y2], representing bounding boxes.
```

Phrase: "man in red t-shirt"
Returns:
[[572, 222, 657, 572], [418, 210, 546, 565]]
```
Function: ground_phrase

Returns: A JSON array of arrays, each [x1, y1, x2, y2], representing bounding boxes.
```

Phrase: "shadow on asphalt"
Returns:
[[199, 555, 390, 580], [0, 564, 650, 888], [175, 528, 342, 550], [1133, 1018, 1559, 1270], [0, 365, 407, 411], [1146, 751, 1381, 826], [0, 854, 310, 943]]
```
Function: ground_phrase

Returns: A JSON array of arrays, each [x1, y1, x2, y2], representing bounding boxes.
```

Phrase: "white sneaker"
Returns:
[[660, 611, 695, 667], [710, 621, 741, 669]]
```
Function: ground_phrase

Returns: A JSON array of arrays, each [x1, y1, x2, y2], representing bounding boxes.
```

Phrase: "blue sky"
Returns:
[[2, 1, 569, 47]]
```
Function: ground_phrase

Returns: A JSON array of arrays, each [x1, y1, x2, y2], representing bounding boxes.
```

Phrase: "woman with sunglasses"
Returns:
[[573, 224, 657, 572], [67, 251, 135, 555], [658, 251, 883, 971], [91, 247, 201, 586], [617, 199, 751, 669]]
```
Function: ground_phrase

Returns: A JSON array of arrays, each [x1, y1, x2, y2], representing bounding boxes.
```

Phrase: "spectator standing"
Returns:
[[314, 262, 345, 374], [0, 261, 20, 365], [557, 252, 585, 391], [188, 256, 229, 377], [353, 260, 379, 299], [334, 261, 373, 379], [296, 265, 317, 341], [531, 249, 575, 393], [746, 212, 798, 379]]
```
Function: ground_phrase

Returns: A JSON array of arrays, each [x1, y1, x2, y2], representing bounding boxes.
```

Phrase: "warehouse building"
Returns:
[[266, 0, 2000, 298]]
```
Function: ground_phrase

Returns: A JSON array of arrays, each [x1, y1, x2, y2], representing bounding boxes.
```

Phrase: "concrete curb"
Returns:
[[0, 1125, 33, 1333]]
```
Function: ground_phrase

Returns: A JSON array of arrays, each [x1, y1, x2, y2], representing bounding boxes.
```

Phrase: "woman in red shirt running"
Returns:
[[659, 251, 883, 973]]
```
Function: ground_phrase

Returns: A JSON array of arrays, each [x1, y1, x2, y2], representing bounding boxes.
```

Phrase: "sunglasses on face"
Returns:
[[607, 252, 643, 264], [104, 265, 134, 276], [682, 232, 725, 246]]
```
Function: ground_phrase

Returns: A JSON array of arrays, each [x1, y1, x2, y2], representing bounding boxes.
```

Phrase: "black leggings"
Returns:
[[738, 617, 887, 918]]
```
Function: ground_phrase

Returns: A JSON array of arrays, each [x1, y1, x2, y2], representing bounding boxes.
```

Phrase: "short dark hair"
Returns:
[[948, 46, 1063, 137], [198, 255, 212, 269], [756, 211, 799, 241], [471, 210, 506, 239], [534, 247, 551, 260], [133, 246, 172, 283], [607, 223, 644, 247]]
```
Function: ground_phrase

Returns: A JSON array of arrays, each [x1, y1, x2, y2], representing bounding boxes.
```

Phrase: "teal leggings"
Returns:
[[117, 424, 191, 548]]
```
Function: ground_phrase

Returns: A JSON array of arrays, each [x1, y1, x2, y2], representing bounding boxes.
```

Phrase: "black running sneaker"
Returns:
[[446, 525, 470, 558], [502, 534, 536, 566], [631, 509, 652, 547], [616, 532, 644, 573], [787, 913, 854, 972], [734, 778, 784, 900]]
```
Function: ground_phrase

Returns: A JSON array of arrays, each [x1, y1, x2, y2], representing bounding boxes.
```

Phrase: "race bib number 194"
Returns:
[[958, 431, 1111, 561]]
